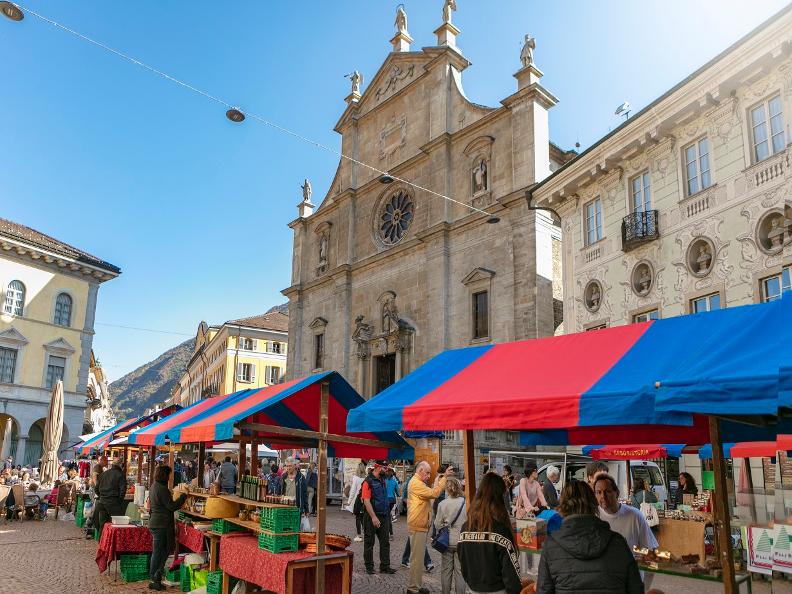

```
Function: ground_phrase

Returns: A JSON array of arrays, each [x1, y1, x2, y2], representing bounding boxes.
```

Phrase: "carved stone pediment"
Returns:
[[308, 317, 328, 331], [0, 327, 28, 347], [43, 337, 75, 356], [461, 267, 495, 285]]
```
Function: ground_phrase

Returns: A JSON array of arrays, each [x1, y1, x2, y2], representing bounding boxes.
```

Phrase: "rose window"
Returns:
[[379, 191, 414, 245]]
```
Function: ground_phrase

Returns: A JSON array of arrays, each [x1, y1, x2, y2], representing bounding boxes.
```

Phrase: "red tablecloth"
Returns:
[[176, 521, 206, 553], [95, 524, 152, 573], [219, 533, 350, 594]]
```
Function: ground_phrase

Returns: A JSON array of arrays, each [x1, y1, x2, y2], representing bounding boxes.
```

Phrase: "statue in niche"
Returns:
[[395, 5, 408, 34], [318, 233, 328, 267], [520, 34, 536, 68], [767, 215, 785, 249], [473, 159, 488, 194], [381, 294, 400, 334], [352, 315, 373, 359], [442, 0, 457, 24], [696, 244, 712, 273], [301, 178, 312, 202], [346, 70, 363, 95], [637, 266, 652, 295], [588, 283, 601, 310]]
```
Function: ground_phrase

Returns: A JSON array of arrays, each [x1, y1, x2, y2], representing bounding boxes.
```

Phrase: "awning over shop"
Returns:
[[133, 372, 412, 460], [728, 441, 778, 458], [582, 444, 686, 459], [698, 443, 735, 459], [348, 298, 788, 433], [75, 404, 181, 454]]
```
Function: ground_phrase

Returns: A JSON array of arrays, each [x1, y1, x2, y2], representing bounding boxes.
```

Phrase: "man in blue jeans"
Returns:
[[399, 473, 434, 571]]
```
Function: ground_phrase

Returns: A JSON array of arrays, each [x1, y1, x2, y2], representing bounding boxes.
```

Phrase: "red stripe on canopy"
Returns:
[[590, 445, 667, 460], [729, 441, 777, 458], [403, 323, 650, 430], [130, 395, 232, 446]]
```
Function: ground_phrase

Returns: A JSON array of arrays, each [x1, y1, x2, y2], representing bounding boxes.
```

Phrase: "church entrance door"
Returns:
[[375, 354, 396, 394]]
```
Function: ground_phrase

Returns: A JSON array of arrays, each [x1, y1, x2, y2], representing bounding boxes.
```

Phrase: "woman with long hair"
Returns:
[[673, 472, 698, 507], [345, 461, 367, 542], [434, 477, 467, 594], [457, 473, 522, 594], [537, 480, 642, 594], [148, 465, 187, 591]]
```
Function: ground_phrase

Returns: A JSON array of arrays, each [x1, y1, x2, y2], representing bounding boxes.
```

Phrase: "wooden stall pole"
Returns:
[[250, 440, 259, 477], [315, 381, 329, 594], [136, 447, 143, 484], [148, 446, 156, 487], [168, 446, 175, 489], [198, 442, 206, 486], [709, 416, 736, 594], [238, 439, 247, 478], [463, 430, 476, 505]]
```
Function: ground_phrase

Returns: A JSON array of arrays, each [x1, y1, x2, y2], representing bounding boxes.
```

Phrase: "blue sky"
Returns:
[[2, 0, 787, 381]]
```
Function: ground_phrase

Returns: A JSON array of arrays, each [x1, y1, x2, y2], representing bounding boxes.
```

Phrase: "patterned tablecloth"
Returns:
[[95, 524, 152, 573], [176, 521, 206, 553], [219, 533, 350, 594]]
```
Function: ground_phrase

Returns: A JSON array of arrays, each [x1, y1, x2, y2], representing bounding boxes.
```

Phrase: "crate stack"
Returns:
[[258, 506, 299, 553], [75, 498, 85, 527], [206, 570, 238, 594], [212, 518, 245, 534], [119, 553, 151, 582]]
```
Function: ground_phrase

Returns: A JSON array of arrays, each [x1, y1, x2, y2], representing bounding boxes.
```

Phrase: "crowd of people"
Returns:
[[341, 457, 677, 594]]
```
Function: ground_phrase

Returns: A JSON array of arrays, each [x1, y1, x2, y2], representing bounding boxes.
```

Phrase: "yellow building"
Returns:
[[0, 218, 120, 464], [173, 312, 289, 407]]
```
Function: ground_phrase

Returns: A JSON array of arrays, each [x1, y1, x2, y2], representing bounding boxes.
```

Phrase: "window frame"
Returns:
[[630, 170, 652, 213], [266, 341, 282, 354], [53, 292, 73, 327], [236, 362, 255, 383], [632, 309, 660, 323], [690, 292, 721, 314], [238, 337, 256, 351], [472, 290, 489, 340], [314, 333, 325, 370], [44, 354, 66, 389], [583, 198, 603, 246], [265, 365, 280, 385], [3, 280, 26, 317], [683, 137, 712, 197], [760, 265, 791, 302], [0, 346, 17, 383], [749, 94, 785, 163]]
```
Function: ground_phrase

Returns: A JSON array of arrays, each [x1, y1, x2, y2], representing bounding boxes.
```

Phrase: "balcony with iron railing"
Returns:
[[622, 210, 659, 252]]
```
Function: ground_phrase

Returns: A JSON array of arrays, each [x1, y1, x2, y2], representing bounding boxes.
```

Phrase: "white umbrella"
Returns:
[[40, 379, 64, 487]]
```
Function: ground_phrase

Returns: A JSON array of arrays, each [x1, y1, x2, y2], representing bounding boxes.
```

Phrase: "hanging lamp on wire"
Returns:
[[226, 108, 245, 123], [0, 2, 24, 21]]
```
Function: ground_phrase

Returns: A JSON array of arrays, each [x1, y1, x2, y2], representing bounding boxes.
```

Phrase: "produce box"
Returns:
[[259, 506, 300, 533], [206, 570, 237, 594], [119, 553, 150, 583], [204, 496, 239, 519], [212, 518, 245, 534], [258, 530, 299, 553]]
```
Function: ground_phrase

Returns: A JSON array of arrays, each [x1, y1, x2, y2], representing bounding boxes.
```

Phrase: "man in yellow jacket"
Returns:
[[407, 461, 455, 594]]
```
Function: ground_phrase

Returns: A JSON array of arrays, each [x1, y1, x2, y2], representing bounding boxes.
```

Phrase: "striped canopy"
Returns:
[[130, 372, 411, 460], [348, 297, 789, 434], [76, 404, 180, 455]]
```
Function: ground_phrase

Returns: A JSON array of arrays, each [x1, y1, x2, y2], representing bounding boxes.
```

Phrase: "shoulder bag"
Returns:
[[431, 501, 465, 553]]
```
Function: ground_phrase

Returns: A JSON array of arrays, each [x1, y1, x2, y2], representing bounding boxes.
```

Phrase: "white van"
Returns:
[[537, 458, 668, 503]]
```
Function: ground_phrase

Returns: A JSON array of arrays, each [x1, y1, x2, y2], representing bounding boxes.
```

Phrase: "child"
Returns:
[[41, 480, 61, 519]]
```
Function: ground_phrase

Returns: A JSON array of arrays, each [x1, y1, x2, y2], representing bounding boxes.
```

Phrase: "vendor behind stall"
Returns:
[[148, 465, 187, 591], [672, 472, 698, 507], [94, 458, 126, 537]]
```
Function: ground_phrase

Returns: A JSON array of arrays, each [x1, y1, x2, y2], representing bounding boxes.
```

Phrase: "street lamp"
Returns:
[[226, 108, 245, 123], [0, 2, 23, 21], [378, 173, 394, 184], [486, 215, 500, 224]]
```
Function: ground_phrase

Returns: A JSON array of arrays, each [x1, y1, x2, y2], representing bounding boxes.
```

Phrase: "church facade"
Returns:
[[283, 6, 572, 463]]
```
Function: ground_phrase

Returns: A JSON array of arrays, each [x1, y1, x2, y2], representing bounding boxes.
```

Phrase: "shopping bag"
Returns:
[[300, 515, 312, 532], [640, 502, 659, 527]]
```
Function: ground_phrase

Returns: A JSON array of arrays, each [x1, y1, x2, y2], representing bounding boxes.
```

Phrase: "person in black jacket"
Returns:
[[94, 458, 127, 538], [457, 473, 522, 594], [537, 480, 643, 594], [148, 465, 187, 591]]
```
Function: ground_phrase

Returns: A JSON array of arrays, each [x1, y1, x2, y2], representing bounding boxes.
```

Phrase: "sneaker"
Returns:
[[353, 535, 363, 542], [401, 561, 410, 568], [425, 563, 435, 573], [380, 567, 397, 574]]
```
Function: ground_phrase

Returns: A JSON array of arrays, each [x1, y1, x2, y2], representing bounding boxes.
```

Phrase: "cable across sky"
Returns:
[[13, 2, 499, 220]]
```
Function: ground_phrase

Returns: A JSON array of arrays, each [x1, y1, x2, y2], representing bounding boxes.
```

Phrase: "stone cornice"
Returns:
[[501, 82, 559, 110], [0, 239, 118, 282]]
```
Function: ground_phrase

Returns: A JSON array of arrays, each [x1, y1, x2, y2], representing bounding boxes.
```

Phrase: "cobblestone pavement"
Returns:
[[0, 505, 778, 593]]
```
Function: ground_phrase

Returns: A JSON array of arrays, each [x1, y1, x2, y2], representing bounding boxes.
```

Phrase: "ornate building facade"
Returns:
[[0, 218, 120, 464], [85, 350, 116, 434], [532, 6, 791, 331], [284, 6, 572, 463], [172, 312, 289, 407]]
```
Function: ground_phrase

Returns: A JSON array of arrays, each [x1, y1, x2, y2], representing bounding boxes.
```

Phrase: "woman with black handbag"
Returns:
[[433, 477, 467, 594]]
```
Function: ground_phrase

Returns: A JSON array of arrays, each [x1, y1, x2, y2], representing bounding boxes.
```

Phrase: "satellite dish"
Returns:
[[615, 101, 631, 118]]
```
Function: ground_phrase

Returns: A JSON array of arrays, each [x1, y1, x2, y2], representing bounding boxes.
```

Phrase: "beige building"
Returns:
[[283, 8, 573, 462], [172, 312, 289, 407], [0, 218, 120, 464], [533, 7, 792, 332]]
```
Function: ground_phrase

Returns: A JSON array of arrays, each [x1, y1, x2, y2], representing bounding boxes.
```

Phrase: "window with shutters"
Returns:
[[45, 355, 65, 389], [265, 366, 280, 385], [53, 293, 72, 326], [0, 347, 17, 383], [239, 337, 256, 351], [237, 362, 255, 383], [266, 341, 283, 354]]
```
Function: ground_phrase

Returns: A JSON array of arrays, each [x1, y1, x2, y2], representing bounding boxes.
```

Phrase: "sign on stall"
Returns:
[[773, 524, 792, 574], [744, 526, 773, 575]]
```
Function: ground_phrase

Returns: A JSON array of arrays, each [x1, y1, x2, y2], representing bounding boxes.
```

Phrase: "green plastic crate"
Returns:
[[75, 500, 85, 527], [120, 567, 150, 583], [165, 566, 180, 582], [257, 530, 298, 553], [120, 554, 151, 582], [207, 570, 237, 594], [259, 506, 300, 533], [180, 563, 191, 592], [212, 518, 244, 534]]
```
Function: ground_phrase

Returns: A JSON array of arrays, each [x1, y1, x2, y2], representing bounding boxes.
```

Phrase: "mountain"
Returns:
[[109, 338, 194, 419]]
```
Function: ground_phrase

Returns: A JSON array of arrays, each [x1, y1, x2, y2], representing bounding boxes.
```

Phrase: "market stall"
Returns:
[[129, 371, 411, 593], [348, 296, 791, 593]]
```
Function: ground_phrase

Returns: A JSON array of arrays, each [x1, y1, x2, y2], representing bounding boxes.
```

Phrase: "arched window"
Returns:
[[54, 293, 72, 326], [3, 281, 25, 316]]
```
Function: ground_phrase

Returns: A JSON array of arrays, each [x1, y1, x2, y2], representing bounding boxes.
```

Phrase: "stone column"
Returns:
[[16, 435, 27, 466], [0, 417, 12, 459]]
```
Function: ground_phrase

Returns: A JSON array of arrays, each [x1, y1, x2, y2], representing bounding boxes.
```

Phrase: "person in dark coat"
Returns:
[[672, 472, 698, 507], [94, 459, 126, 538], [537, 480, 643, 594], [457, 473, 522, 594], [542, 465, 561, 510], [148, 465, 188, 591]]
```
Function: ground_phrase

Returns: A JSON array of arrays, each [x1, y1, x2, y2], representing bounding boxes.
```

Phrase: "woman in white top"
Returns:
[[433, 477, 467, 594], [345, 462, 367, 541]]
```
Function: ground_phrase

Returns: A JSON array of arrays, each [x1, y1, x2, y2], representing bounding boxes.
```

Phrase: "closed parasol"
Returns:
[[40, 379, 64, 487]]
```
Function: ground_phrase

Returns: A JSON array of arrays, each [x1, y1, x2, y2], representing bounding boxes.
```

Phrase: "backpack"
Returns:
[[353, 477, 369, 515]]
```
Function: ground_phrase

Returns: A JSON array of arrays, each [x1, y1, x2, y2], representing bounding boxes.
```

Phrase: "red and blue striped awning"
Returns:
[[131, 372, 411, 459], [347, 297, 790, 433], [76, 404, 180, 454], [582, 444, 687, 459]]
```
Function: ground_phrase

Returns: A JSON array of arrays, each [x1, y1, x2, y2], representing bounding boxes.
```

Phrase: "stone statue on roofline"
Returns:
[[346, 70, 363, 95], [520, 34, 536, 68], [395, 5, 408, 34], [301, 178, 312, 203], [443, 0, 457, 24]]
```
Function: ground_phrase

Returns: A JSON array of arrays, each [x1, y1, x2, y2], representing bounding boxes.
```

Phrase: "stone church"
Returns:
[[283, 5, 573, 463]]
